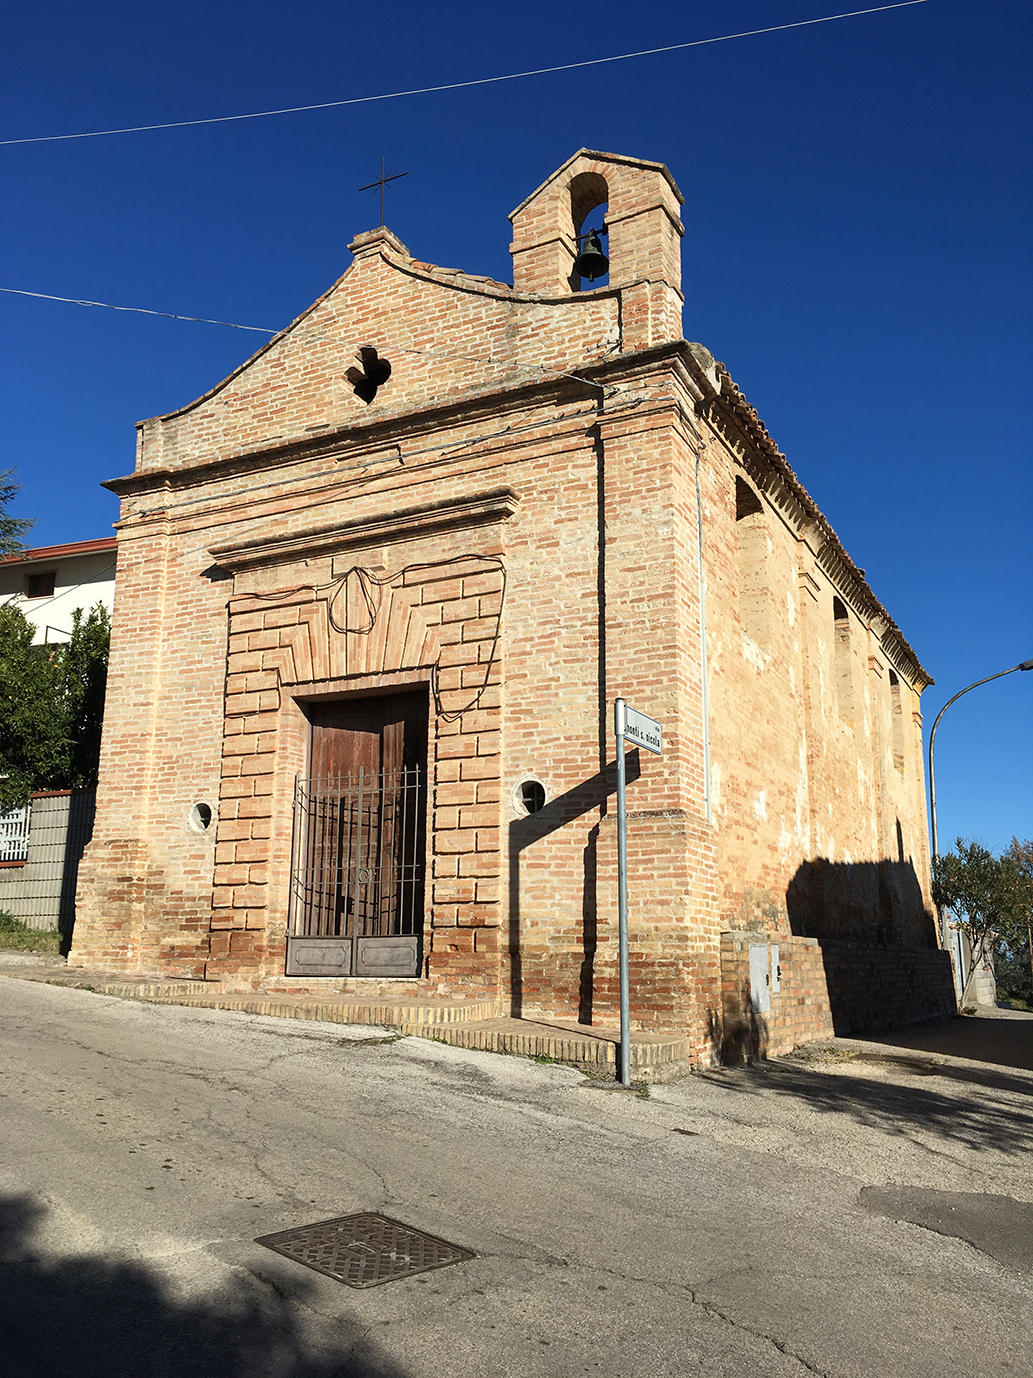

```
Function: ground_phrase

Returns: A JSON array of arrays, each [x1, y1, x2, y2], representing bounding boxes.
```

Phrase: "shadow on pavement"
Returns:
[[859, 1184, 1033, 1272], [861, 1013, 1033, 1073], [843, 1051, 1033, 1099], [0, 1194, 410, 1378], [703, 1061, 1033, 1156]]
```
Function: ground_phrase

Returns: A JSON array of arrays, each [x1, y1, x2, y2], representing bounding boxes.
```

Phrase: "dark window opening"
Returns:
[[735, 477, 763, 520], [345, 346, 392, 404], [520, 780, 546, 814], [27, 571, 56, 599]]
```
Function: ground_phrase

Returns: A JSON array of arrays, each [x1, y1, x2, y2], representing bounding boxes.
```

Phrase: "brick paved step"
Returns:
[[2, 958, 689, 1081]]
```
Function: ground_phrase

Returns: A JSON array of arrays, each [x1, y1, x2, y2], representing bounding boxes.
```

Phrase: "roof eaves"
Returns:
[[0, 536, 118, 566], [711, 363, 932, 689]]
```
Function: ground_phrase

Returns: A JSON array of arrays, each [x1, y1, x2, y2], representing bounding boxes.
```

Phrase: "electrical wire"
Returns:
[[325, 556, 506, 722], [0, 287, 276, 333], [228, 555, 505, 723], [0, 4, 931, 148]]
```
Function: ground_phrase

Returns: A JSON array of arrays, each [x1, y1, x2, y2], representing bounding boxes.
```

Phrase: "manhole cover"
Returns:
[[255, 1212, 474, 1288]]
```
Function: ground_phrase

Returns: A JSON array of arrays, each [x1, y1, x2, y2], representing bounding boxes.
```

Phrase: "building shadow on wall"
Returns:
[[786, 853, 936, 949], [58, 790, 97, 956], [786, 853, 955, 1035], [508, 752, 639, 1020], [707, 988, 769, 1066], [0, 1194, 409, 1378]]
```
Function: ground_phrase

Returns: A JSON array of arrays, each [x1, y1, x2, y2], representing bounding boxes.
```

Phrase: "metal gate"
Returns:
[[286, 766, 425, 978]]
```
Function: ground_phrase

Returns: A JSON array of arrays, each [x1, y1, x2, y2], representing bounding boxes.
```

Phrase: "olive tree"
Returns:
[[933, 839, 1028, 1005]]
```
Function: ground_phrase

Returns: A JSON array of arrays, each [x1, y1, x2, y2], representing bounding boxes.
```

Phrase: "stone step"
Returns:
[[407, 1017, 692, 1082], [4, 962, 690, 1081]]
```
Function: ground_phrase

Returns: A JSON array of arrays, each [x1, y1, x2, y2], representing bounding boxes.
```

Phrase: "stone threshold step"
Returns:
[[89, 986, 506, 1027], [413, 1017, 692, 1081], [7, 965, 692, 1081]]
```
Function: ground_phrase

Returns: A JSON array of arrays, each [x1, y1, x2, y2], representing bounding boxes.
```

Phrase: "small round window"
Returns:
[[188, 801, 214, 833], [519, 780, 546, 815]]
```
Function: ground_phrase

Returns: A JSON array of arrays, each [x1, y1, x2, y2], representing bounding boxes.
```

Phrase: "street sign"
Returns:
[[623, 705, 662, 755], [612, 697, 662, 1088]]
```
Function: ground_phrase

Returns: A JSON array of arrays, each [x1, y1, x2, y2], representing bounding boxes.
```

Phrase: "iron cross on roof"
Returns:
[[358, 157, 407, 227]]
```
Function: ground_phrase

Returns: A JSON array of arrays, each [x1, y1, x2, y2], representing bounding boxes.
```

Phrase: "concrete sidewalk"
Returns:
[[863, 1002, 1033, 1071]]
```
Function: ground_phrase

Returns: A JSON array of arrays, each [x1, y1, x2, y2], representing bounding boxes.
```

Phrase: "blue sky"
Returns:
[[1, 1, 1030, 853]]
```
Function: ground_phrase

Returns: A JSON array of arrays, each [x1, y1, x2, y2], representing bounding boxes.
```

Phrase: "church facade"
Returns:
[[71, 150, 955, 1059]]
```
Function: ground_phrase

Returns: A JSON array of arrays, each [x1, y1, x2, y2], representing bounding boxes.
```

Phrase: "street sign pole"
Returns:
[[613, 698, 663, 1089], [614, 698, 631, 1087]]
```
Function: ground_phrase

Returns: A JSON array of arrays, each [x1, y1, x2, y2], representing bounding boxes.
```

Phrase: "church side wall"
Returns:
[[700, 419, 946, 1044]]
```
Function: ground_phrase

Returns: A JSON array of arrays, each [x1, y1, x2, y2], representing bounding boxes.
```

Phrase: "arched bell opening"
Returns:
[[568, 171, 609, 291]]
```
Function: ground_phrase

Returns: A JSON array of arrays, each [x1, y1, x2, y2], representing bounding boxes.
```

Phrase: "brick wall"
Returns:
[[719, 932, 834, 1061], [718, 931, 956, 1062], [818, 940, 957, 1034]]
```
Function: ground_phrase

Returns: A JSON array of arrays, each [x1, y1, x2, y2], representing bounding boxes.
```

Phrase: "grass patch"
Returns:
[[0, 911, 62, 952], [790, 1044, 859, 1063], [998, 992, 1033, 1013]]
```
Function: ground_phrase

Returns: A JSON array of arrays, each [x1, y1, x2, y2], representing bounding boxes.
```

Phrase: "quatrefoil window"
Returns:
[[345, 346, 392, 404]]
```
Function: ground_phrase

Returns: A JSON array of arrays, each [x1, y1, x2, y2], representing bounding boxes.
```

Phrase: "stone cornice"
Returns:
[[102, 341, 693, 501], [684, 350, 933, 692], [208, 487, 521, 571]]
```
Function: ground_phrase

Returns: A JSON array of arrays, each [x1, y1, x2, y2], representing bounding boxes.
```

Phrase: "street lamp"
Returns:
[[927, 658, 1033, 997], [928, 658, 1033, 865]]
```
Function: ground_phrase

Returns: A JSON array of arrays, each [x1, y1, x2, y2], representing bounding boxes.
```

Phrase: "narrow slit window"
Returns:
[[735, 478, 769, 649], [889, 670, 906, 773], [833, 596, 853, 722]]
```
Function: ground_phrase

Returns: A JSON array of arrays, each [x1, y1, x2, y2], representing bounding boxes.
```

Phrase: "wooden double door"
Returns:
[[286, 690, 428, 978]]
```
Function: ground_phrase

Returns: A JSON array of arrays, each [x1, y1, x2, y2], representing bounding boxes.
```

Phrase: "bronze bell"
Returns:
[[572, 229, 609, 283]]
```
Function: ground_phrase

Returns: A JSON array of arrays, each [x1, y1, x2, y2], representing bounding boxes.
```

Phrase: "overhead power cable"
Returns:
[[0, 287, 277, 333], [0, 3, 930, 147]]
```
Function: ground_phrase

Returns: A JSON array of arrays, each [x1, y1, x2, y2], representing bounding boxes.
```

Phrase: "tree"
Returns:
[[0, 467, 33, 555], [932, 838, 1027, 1005], [0, 603, 110, 808], [999, 837, 1033, 1003]]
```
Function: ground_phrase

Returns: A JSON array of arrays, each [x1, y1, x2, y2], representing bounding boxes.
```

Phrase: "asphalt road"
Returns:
[[2, 974, 1031, 1378]]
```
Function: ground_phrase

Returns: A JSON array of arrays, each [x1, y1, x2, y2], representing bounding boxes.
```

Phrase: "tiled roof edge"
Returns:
[[0, 536, 117, 566], [710, 361, 932, 690]]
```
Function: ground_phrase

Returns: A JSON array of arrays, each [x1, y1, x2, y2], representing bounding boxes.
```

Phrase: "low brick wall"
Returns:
[[818, 940, 957, 1034], [719, 932, 834, 1061], [719, 930, 958, 1062]]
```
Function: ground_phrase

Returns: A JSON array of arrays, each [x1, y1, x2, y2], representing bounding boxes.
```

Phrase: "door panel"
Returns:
[[288, 691, 428, 977]]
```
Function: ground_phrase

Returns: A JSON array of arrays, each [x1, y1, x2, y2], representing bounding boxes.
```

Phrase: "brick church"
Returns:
[[71, 149, 955, 1060]]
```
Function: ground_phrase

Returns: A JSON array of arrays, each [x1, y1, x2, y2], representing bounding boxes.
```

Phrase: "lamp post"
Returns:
[[927, 658, 1033, 996], [928, 658, 1033, 866]]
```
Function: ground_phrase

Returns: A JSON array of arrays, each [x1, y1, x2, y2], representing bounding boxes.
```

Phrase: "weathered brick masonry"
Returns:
[[71, 149, 953, 1061]]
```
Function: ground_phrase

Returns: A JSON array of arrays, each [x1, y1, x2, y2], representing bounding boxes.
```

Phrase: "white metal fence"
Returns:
[[0, 804, 31, 864]]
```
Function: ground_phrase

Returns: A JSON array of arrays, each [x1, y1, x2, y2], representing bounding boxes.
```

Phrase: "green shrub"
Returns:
[[0, 911, 62, 951]]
